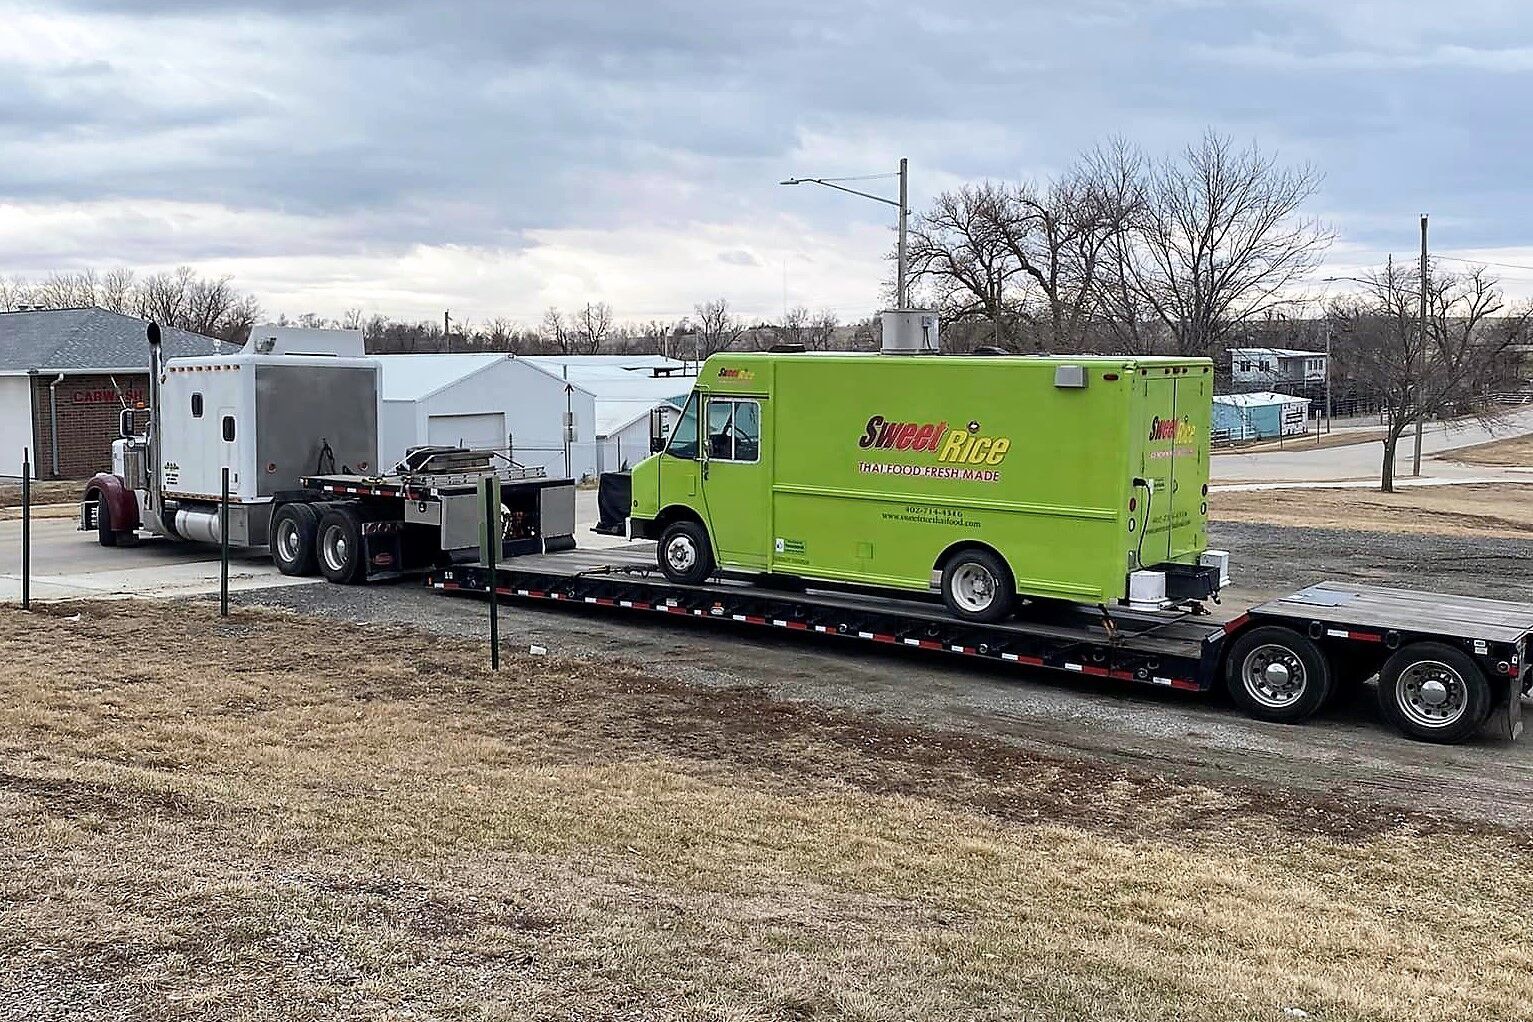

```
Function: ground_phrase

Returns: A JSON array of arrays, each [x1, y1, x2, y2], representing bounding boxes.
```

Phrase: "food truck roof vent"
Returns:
[[880, 309, 940, 355]]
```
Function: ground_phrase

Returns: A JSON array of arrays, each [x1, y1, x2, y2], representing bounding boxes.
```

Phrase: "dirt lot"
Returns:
[[2, 599, 1531, 1021], [1210, 483, 1533, 538], [1447, 433, 1533, 467]]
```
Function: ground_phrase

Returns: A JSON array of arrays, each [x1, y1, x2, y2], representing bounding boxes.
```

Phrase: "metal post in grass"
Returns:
[[20, 448, 30, 611], [219, 466, 230, 617], [481, 473, 500, 671]]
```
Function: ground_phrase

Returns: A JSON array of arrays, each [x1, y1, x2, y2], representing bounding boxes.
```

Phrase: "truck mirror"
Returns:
[[118, 408, 134, 439], [650, 435, 666, 454]]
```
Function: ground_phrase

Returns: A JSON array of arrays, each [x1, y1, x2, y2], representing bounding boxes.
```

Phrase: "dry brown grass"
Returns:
[[1214, 428, 1388, 456], [0, 479, 85, 508], [1211, 483, 1533, 539], [1, 600, 1530, 1021], [1446, 433, 1533, 467]]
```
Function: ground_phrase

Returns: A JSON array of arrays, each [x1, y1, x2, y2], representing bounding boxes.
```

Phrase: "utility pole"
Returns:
[[444, 309, 451, 350], [1414, 214, 1427, 477], [1324, 326, 1333, 434], [897, 157, 909, 309]]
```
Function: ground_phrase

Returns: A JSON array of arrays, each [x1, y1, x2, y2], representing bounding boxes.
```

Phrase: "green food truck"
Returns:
[[628, 352, 1222, 622]]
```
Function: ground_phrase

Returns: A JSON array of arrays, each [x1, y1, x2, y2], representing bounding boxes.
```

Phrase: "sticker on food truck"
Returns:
[[855, 415, 1010, 481]]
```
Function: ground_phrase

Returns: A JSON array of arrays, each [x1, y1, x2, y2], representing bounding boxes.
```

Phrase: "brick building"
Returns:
[[0, 308, 230, 479]]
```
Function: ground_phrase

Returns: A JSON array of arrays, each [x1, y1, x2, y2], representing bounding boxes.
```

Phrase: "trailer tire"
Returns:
[[1225, 626, 1332, 724], [657, 520, 714, 585], [270, 502, 320, 577], [315, 505, 366, 585], [1376, 642, 1490, 744], [940, 548, 1014, 624]]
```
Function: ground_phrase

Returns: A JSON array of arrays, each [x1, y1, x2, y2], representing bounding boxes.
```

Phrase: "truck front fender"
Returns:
[[83, 473, 140, 532]]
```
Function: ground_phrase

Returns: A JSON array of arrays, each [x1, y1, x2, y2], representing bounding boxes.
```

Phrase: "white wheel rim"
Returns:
[[277, 520, 300, 562], [665, 535, 697, 573], [320, 524, 349, 573], [950, 562, 997, 613], [1396, 660, 1468, 729]]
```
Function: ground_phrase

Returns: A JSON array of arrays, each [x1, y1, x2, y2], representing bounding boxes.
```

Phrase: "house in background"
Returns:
[[0, 308, 229, 479], [1227, 347, 1327, 397], [1213, 391, 1312, 442]]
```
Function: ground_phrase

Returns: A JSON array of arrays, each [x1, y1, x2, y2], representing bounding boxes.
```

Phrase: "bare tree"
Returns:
[[909, 182, 1022, 347], [1105, 132, 1330, 357], [574, 302, 613, 355], [100, 268, 136, 314], [1330, 260, 1524, 491], [805, 309, 839, 350], [540, 307, 573, 354], [693, 298, 743, 358], [0, 276, 38, 311], [773, 306, 809, 348]]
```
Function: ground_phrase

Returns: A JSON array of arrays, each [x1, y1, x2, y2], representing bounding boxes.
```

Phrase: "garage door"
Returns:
[[427, 412, 506, 454]]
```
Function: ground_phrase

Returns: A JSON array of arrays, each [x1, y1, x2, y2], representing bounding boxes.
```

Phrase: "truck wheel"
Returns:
[[1376, 642, 1490, 744], [95, 492, 118, 547], [657, 520, 714, 585], [1225, 626, 1332, 724], [315, 505, 366, 584], [270, 503, 320, 576], [940, 549, 1014, 623]]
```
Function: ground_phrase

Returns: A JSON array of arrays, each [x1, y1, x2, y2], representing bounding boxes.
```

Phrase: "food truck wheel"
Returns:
[[658, 520, 715, 585], [940, 548, 1014, 623]]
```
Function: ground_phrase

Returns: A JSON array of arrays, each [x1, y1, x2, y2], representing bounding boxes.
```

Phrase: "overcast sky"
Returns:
[[3, 0, 1533, 324]]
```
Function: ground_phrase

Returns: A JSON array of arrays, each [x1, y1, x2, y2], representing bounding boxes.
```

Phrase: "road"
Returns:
[[1212, 404, 1533, 483]]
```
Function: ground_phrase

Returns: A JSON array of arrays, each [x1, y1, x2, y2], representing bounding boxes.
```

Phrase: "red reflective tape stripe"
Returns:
[[441, 581, 459, 590], [1352, 631, 1383, 643], [1083, 665, 1110, 677], [919, 639, 943, 650], [873, 633, 896, 644], [744, 615, 767, 625], [1170, 678, 1200, 691], [1109, 669, 1134, 681], [594, 597, 615, 606], [666, 605, 688, 614], [785, 620, 809, 630], [1018, 655, 1044, 666], [528, 590, 546, 598]]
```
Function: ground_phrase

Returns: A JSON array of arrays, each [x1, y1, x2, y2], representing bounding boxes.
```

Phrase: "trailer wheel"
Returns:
[[657, 520, 714, 585], [315, 505, 366, 584], [1225, 626, 1332, 724], [270, 503, 320, 576], [940, 548, 1014, 624], [1376, 642, 1490, 744]]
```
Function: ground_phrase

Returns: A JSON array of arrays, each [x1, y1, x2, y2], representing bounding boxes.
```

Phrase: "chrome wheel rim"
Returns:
[[277, 520, 301, 563], [1242, 643, 1306, 708], [950, 562, 997, 613], [1396, 660, 1468, 729], [665, 535, 697, 573], [320, 524, 349, 573]]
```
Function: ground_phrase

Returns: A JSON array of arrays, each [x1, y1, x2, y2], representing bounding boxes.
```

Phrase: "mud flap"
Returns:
[[1494, 678, 1524, 742]]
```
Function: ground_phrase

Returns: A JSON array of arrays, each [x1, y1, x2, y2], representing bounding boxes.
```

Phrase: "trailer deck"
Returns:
[[432, 542, 1532, 745], [436, 543, 1231, 693]]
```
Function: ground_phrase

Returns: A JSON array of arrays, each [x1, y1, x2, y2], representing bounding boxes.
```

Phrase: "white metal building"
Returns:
[[376, 355, 598, 479], [521, 355, 696, 475], [374, 353, 697, 481]]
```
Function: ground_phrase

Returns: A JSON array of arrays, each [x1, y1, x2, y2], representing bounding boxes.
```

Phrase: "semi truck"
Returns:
[[623, 351, 1225, 623], [81, 323, 576, 582]]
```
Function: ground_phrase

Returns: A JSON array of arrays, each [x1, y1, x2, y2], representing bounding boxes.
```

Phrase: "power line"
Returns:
[[1433, 254, 1533, 273]]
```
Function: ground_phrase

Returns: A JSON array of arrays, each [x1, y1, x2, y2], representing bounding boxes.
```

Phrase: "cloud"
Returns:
[[2, 0, 1533, 319]]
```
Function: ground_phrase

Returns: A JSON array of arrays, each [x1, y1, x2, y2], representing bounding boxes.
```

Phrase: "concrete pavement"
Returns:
[[0, 488, 625, 602], [1212, 405, 1533, 484]]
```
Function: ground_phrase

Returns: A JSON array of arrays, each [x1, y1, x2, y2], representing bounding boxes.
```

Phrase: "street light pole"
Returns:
[[897, 157, 908, 309], [782, 158, 910, 310], [1414, 213, 1428, 477]]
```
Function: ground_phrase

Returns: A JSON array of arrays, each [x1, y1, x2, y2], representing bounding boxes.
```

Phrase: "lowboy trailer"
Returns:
[[434, 544, 1531, 745]]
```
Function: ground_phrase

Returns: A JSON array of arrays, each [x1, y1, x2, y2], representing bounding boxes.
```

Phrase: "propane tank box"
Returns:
[[157, 330, 380, 504]]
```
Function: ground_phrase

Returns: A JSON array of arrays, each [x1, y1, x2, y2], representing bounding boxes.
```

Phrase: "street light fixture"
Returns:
[[781, 157, 910, 309]]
